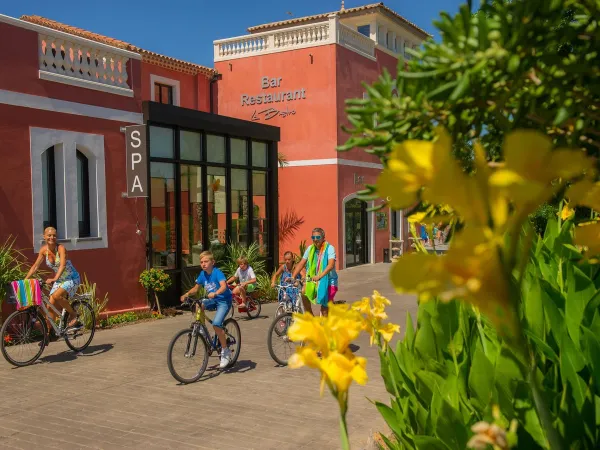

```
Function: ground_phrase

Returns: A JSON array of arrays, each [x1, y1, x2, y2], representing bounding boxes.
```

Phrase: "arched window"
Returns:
[[76, 150, 91, 238], [42, 146, 57, 231]]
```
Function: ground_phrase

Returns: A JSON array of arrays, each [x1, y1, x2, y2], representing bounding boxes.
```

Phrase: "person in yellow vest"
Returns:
[[290, 227, 338, 317]]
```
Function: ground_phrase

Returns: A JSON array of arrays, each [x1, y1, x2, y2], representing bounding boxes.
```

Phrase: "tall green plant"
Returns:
[[77, 273, 109, 330], [220, 242, 266, 277], [0, 237, 31, 321], [376, 216, 600, 449]]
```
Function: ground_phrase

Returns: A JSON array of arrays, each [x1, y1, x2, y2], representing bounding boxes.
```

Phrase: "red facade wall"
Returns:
[[0, 104, 148, 314]]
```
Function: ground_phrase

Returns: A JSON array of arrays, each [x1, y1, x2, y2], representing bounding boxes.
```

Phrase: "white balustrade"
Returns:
[[338, 24, 375, 59], [38, 32, 131, 92]]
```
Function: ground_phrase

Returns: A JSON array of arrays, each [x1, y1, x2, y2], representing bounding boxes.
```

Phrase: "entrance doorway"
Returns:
[[344, 198, 368, 267]]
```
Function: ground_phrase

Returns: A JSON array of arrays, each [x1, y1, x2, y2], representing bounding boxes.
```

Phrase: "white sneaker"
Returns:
[[219, 348, 232, 369]]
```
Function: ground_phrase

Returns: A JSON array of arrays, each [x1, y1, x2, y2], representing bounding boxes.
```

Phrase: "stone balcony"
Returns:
[[214, 14, 376, 62]]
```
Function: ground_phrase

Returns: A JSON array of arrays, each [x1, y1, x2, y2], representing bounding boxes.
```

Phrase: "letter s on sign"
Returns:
[[130, 130, 141, 148]]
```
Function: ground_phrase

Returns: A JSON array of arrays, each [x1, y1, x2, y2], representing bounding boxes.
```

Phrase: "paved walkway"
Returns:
[[0, 263, 417, 450]]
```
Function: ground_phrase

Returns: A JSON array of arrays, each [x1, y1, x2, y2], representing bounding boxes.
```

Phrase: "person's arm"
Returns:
[[182, 283, 200, 301], [227, 268, 239, 285], [291, 258, 307, 279], [313, 247, 336, 281], [271, 265, 284, 287], [25, 248, 45, 279]]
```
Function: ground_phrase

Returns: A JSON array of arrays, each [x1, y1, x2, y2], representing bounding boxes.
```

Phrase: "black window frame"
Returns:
[[42, 146, 57, 232], [144, 102, 280, 306], [76, 150, 91, 238]]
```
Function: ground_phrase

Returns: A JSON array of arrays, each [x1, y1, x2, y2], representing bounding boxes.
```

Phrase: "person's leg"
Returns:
[[301, 295, 313, 315], [212, 299, 232, 368], [238, 286, 247, 307]]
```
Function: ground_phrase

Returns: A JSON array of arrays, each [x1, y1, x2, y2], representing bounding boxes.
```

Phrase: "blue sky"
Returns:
[[2, 0, 464, 68]]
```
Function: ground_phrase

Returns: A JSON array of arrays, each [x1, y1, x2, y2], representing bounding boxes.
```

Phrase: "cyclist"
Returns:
[[271, 251, 302, 302], [181, 251, 233, 369], [289, 227, 338, 317], [25, 226, 82, 341], [226, 256, 257, 309]]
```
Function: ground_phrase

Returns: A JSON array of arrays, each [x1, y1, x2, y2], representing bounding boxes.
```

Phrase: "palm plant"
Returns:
[[0, 237, 31, 322], [278, 210, 305, 245], [277, 152, 288, 168], [220, 242, 267, 278]]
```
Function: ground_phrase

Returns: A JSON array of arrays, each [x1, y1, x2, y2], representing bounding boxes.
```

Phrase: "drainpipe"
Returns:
[[209, 72, 219, 113]]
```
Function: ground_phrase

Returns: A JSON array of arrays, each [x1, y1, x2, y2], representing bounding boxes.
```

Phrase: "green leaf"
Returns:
[[415, 370, 445, 405], [582, 327, 600, 396], [375, 401, 405, 438], [414, 312, 438, 360], [523, 276, 545, 339], [405, 311, 415, 349], [553, 107, 570, 126], [524, 329, 559, 364], [434, 399, 469, 450], [412, 436, 451, 450], [566, 264, 595, 349], [449, 72, 471, 101], [560, 333, 588, 411], [468, 339, 495, 410]]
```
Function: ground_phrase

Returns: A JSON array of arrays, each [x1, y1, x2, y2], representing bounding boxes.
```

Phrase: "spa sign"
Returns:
[[242, 76, 306, 122]]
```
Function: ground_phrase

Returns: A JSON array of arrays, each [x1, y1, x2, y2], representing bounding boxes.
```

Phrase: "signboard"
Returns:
[[241, 76, 307, 122], [125, 125, 148, 198], [376, 212, 388, 230], [354, 173, 365, 186]]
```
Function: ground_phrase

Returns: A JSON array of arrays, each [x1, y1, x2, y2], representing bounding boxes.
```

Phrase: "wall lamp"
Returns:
[[309, 53, 313, 64]]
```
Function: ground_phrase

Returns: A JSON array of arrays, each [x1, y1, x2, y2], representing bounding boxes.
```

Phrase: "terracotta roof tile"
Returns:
[[20, 15, 217, 77], [247, 2, 431, 38]]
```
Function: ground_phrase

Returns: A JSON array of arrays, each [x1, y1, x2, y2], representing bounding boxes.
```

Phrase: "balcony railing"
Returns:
[[38, 32, 137, 96], [214, 15, 375, 62]]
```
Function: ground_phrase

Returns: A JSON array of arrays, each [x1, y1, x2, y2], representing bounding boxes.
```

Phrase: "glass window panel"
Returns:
[[252, 171, 268, 255], [150, 162, 176, 269], [252, 141, 267, 167], [207, 166, 227, 250], [180, 130, 201, 161], [150, 126, 174, 158], [357, 25, 370, 37], [231, 169, 248, 247], [154, 84, 160, 103], [207, 134, 225, 163], [180, 165, 203, 267], [230, 138, 247, 165]]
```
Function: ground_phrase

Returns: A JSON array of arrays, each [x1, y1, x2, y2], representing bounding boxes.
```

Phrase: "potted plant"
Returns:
[[139, 268, 172, 316]]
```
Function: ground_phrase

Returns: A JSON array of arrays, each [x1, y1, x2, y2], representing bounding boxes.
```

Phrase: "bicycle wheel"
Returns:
[[1, 308, 47, 367], [275, 304, 285, 318], [167, 328, 209, 383], [64, 300, 95, 352], [222, 318, 241, 367], [246, 297, 261, 319], [267, 312, 298, 366]]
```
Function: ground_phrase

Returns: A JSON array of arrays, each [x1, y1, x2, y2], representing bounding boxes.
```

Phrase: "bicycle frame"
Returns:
[[35, 290, 90, 336], [186, 298, 232, 353], [275, 283, 304, 314]]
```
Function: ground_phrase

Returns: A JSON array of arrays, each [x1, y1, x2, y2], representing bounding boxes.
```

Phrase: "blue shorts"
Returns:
[[202, 297, 231, 328]]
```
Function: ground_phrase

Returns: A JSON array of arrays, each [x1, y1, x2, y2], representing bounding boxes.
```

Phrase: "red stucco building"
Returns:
[[214, 3, 429, 268], [0, 3, 427, 314]]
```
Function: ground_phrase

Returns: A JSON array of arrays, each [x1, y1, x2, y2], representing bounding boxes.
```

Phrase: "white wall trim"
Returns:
[[341, 192, 375, 269], [150, 74, 181, 106], [39, 71, 134, 97], [30, 127, 108, 252], [0, 13, 141, 60], [285, 158, 383, 169], [0, 89, 143, 124]]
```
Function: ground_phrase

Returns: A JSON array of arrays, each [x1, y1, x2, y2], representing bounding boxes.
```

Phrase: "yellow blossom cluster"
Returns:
[[378, 128, 599, 333]]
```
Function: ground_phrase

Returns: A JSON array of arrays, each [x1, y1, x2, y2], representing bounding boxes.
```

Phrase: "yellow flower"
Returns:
[[567, 179, 600, 211], [574, 221, 600, 261], [352, 291, 400, 348], [560, 203, 575, 220], [490, 131, 593, 219], [376, 128, 452, 209], [390, 227, 516, 336]]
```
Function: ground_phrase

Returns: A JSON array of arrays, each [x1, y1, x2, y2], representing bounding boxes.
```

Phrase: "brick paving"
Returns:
[[0, 263, 417, 450]]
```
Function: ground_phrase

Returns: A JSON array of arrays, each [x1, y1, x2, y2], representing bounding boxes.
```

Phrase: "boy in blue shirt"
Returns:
[[181, 251, 233, 368]]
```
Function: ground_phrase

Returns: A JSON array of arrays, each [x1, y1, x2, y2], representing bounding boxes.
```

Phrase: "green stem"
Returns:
[[339, 395, 351, 450]]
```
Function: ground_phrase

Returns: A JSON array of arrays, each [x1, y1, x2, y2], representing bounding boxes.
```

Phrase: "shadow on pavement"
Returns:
[[39, 343, 114, 364], [234, 315, 270, 321]]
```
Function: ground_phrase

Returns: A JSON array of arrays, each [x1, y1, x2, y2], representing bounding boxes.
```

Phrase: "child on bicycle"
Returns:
[[271, 251, 302, 302], [181, 251, 233, 369], [226, 256, 257, 309]]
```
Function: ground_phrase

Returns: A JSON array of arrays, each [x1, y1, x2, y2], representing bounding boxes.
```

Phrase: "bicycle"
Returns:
[[227, 283, 261, 319], [273, 282, 304, 318], [267, 279, 306, 366], [1, 285, 96, 367], [167, 297, 241, 384]]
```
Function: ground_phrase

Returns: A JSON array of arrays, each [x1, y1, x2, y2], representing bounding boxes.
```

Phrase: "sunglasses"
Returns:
[[311, 235, 322, 240]]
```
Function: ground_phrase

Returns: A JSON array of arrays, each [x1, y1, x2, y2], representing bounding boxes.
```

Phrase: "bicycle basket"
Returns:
[[10, 279, 43, 310]]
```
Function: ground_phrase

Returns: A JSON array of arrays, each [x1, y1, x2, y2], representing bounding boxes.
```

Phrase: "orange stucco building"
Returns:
[[214, 3, 429, 268]]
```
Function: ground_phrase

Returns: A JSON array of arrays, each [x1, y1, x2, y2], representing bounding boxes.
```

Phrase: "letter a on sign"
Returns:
[[125, 125, 148, 198]]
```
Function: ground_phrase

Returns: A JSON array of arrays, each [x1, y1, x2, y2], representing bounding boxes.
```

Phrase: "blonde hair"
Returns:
[[43, 226, 57, 235], [199, 251, 215, 261], [237, 256, 248, 265]]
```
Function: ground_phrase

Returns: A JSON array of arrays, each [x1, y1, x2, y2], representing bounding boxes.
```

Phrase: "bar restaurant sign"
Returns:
[[125, 124, 148, 198], [241, 76, 306, 122]]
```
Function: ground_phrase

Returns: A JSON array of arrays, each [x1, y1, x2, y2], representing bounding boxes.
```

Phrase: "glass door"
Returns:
[[345, 198, 368, 267]]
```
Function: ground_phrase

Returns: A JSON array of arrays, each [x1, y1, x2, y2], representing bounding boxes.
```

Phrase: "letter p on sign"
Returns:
[[125, 125, 148, 198]]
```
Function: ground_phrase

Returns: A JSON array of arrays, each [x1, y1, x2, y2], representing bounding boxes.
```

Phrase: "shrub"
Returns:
[[139, 268, 172, 315], [256, 272, 277, 302], [0, 237, 32, 322], [77, 273, 108, 330], [219, 242, 266, 278]]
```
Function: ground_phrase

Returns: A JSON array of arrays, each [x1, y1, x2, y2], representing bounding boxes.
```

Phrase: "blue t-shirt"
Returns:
[[195, 268, 232, 301], [303, 244, 338, 286]]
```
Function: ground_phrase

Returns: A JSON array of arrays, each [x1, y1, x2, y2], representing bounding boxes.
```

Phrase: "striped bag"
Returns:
[[10, 279, 43, 310]]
